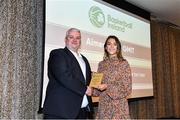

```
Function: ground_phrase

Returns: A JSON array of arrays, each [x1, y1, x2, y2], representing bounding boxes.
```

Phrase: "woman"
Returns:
[[92, 35, 132, 119]]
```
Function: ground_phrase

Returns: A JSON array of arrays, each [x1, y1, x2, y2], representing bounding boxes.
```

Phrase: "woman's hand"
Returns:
[[97, 84, 107, 91]]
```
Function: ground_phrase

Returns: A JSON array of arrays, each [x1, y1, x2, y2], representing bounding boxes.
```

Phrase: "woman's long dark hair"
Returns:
[[103, 35, 123, 60]]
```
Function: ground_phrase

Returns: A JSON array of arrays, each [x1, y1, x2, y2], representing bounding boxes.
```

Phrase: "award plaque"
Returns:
[[90, 73, 103, 88]]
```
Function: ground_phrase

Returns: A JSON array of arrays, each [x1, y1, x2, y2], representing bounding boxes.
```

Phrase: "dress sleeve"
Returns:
[[106, 61, 132, 99]]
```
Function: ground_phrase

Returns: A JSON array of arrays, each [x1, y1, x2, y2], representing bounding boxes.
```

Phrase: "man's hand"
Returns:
[[86, 86, 92, 96]]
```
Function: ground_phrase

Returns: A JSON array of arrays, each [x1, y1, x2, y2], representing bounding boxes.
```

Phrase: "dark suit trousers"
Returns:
[[43, 107, 93, 119]]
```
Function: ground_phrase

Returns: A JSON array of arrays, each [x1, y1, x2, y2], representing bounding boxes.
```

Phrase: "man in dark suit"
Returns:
[[43, 28, 93, 119]]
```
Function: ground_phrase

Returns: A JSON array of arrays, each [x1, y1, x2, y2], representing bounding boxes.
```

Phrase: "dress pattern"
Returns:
[[93, 57, 132, 119]]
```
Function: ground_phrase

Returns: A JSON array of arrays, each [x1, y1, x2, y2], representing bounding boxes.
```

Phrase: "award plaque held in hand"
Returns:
[[90, 73, 103, 88]]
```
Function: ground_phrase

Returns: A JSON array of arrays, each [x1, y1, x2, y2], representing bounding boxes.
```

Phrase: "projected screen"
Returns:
[[42, 0, 153, 107]]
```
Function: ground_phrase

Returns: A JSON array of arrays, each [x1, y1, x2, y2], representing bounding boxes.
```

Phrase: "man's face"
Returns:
[[65, 30, 81, 52]]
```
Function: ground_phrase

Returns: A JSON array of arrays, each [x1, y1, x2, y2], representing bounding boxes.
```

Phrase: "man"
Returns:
[[43, 28, 93, 119]]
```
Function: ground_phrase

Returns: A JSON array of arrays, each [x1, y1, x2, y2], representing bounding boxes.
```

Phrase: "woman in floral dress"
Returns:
[[92, 35, 132, 119]]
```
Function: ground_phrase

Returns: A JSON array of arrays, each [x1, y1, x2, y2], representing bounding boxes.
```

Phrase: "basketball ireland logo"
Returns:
[[89, 6, 105, 28]]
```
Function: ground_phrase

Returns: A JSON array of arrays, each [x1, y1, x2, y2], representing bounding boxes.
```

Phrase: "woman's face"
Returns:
[[105, 38, 118, 57]]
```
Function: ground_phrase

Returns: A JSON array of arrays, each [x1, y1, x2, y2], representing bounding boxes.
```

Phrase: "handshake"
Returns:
[[86, 84, 107, 96]]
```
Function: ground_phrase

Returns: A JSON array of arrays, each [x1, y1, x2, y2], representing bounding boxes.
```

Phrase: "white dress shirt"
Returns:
[[69, 49, 88, 108]]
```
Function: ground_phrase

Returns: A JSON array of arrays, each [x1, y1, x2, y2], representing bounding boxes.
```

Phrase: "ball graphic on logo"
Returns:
[[89, 6, 105, 28]]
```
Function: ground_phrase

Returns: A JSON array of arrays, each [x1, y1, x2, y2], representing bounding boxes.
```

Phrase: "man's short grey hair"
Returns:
[[65, 28, 81, 39]]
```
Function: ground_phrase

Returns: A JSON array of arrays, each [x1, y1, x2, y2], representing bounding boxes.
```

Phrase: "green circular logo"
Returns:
[[89, 6, 105, 28]]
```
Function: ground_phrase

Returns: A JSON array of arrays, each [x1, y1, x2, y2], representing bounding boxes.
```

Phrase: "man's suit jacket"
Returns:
[[43, 47, 93, 118]]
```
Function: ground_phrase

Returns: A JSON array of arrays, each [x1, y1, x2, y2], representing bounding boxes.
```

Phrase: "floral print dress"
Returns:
[[93, 57, 132, 119]]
